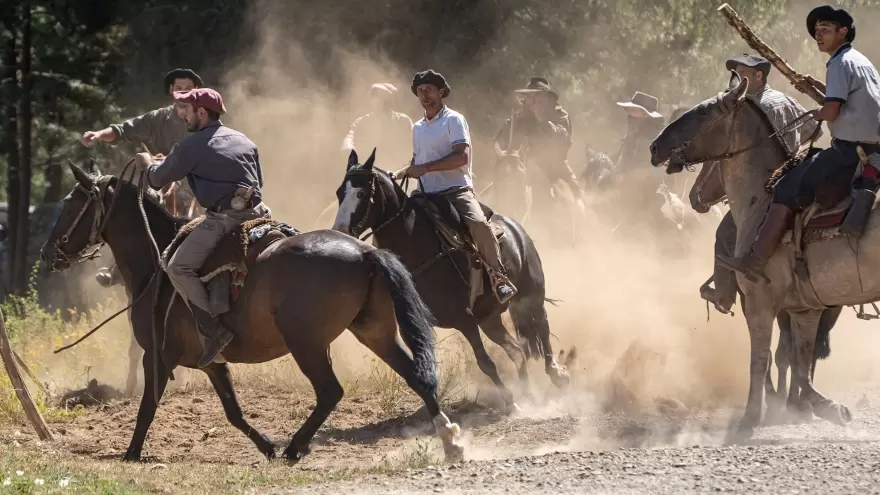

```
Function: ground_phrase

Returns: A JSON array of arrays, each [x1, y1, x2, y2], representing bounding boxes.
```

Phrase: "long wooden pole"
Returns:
[[717, 3, 825, 106], [0, 308, 53, 440]]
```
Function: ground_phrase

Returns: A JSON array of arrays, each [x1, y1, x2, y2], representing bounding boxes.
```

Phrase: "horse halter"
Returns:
[[51, 178, 113, 266], [669, 93, 813, 170]]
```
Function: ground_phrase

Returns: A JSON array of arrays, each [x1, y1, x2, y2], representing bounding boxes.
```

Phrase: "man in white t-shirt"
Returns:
[[396, 70, 517, 303]]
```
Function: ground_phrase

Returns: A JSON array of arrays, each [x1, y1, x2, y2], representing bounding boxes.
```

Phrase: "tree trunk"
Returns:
[[14, 1, 32, 295], [2, 20, 20, 296], [43, 162, 62, 204]]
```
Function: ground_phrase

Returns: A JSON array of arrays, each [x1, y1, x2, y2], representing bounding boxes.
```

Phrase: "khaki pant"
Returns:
[[167, 203, 270, 316], [444, 189, 504, 271]]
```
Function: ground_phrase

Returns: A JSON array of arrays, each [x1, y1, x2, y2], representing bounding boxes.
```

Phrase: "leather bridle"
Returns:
[[341, 167, 409, 241]]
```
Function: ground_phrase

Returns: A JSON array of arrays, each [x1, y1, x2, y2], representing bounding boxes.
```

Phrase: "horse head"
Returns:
[[333, 148, 403, 238], [651, 73, 750, 173], [40, 162, 111, 271]]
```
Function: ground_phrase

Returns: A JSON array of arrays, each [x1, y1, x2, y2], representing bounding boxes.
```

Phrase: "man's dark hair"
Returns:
[[200, 107, 220, 121]]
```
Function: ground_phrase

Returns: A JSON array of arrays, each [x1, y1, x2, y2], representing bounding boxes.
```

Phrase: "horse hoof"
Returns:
[[816, 402, 852, 426], [282, 445, 310, 464], [505, 402, 522, 416], [443, 443, 465, 463], [549, 369, 571, 389], [122, 450, 141, 462]]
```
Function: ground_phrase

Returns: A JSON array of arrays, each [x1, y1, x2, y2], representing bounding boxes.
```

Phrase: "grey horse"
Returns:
[[651, 73, 863, 438]]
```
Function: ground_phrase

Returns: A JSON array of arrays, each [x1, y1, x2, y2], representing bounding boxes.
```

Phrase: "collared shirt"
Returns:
[[412, 106, 472, 194], [146, 120, 264, 210], [342, 110, 414, 165], [110, 104, 187, 155], [748, 85, 823, 158], [825, 43, 880, 143]]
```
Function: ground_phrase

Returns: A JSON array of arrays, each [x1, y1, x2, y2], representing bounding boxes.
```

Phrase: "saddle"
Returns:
[[771, 146, 880, 242], [410, 192, 506, 308], [160, 217, 300, 313]]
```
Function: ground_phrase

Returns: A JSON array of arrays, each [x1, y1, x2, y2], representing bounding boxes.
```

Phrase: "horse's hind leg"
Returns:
[[788, 309, 851, 426], [282, 346, 343, 463], [458, 320, 519, 414], [203, 363, 276, 459], [124, 352, 171, 461], [509, 296, 569, 389], [351, 324, 464, 462], [479, 313, 531, 398]]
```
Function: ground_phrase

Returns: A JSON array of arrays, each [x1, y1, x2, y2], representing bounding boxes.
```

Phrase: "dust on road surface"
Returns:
[[273, 389, 880, 494]]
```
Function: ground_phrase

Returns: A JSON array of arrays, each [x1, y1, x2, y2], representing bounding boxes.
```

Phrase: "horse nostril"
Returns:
[[649, 142, 658, 158]]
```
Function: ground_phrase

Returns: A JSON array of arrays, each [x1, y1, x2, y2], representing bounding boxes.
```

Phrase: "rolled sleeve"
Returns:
[[146, 141, 193, 189], [110, 109, 160, 144], [447, 114, 471, 147], [825, 61, 851, 104]]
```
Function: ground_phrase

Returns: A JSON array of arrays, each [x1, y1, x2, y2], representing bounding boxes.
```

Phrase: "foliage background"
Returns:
[[2, 0, 879, 297]]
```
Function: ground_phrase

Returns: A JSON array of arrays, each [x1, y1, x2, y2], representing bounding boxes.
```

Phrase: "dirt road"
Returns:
[[24, 378, 880, 494]]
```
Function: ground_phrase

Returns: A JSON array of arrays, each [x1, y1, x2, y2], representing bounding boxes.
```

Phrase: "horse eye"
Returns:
[[356, 191, 365, 199]]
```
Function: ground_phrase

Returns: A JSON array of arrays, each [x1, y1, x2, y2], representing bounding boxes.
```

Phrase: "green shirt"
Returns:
[[110, 104, 188, 155]]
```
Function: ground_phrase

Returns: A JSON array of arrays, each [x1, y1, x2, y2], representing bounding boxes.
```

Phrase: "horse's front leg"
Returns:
[[203, 363, 276, 459], [124, 352, 171, 461], [734, 289, 776, 440], [125, 332, 143, 397]]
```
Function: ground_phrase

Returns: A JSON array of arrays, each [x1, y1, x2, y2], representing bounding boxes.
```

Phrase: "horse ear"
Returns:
[[363, 148, 376, 170], [68, 160, 93, 188], [347, 149, 359, 170], [727, 70, 741, 91], [89, 158, 103, 176], [724, 71, 749, 105]]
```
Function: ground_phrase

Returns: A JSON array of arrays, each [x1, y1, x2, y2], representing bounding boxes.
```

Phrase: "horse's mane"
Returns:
[[98, 174, 191, 227]]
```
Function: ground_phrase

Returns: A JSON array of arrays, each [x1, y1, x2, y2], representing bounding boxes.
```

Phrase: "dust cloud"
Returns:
[[33, 0, 880, 459]]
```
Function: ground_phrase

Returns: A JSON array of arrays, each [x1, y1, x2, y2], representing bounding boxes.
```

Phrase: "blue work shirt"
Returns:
[[146, 120, 264, 210]]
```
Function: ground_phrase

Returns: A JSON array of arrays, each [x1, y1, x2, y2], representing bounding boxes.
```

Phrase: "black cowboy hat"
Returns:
[[411, 70, 451, 98], [513, 76, 558, 101], [725, 54, 772, 79], [807, 5, 855, 42], [163, 68, 203, 95]]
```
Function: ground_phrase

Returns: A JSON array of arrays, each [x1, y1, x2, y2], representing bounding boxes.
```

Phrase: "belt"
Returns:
[[210, 187, 261, 213], [833, 138, 880, 146]]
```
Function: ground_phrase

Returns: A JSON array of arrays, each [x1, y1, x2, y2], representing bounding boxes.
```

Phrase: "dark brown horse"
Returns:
[[40, 162, 463, 463], [332, 150, 569, 413]]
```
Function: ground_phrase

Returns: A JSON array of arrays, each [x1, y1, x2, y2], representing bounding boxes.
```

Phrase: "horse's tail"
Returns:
[[366, 249, 438, 389]]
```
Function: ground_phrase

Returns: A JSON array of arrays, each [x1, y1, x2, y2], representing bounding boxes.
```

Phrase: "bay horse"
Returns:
[[651, 74, 869, 438], [688, 160, 842, 421], [332, 150, 570, 413], [40, 162, 463, 463]]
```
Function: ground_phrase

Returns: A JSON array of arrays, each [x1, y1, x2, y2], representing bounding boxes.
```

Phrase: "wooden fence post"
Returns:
[[0, 308, 53, 441]]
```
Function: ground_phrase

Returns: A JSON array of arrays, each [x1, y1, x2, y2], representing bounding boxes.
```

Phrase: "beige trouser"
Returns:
[[167, 203, 270, 316], [444, 189, 504, 272]]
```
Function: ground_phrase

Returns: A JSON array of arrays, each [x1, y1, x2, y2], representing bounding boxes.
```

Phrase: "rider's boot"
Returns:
[[189, 305, 235, 368], [489, 266, 518, 304], [716, 203, 793, 284], [839, 188, 876, 238]]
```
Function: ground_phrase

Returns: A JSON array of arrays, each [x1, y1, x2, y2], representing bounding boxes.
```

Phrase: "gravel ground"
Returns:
[[273, 389, 880, 494]]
